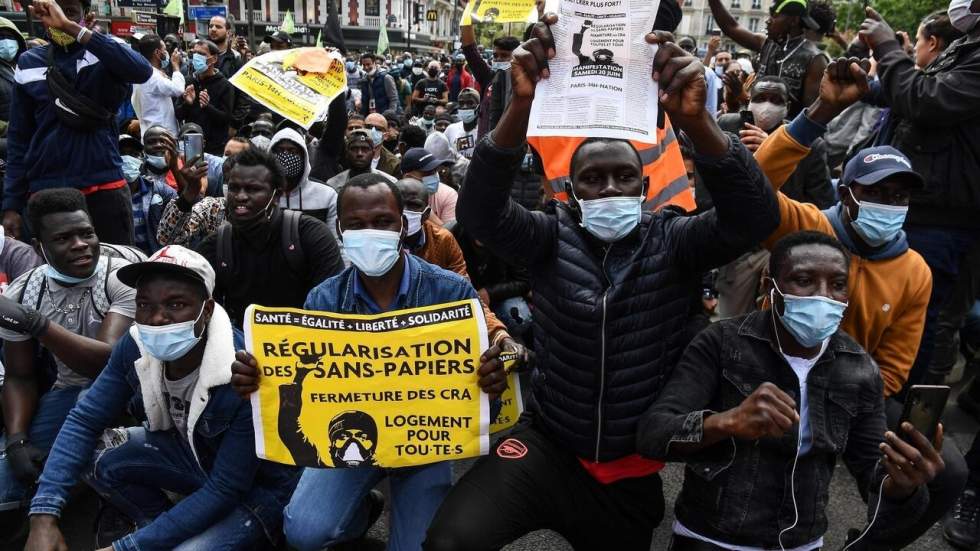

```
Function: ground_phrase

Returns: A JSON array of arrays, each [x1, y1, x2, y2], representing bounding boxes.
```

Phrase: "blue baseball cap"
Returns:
[[401, 147, 451, 173], [841, 146, 924, 189]]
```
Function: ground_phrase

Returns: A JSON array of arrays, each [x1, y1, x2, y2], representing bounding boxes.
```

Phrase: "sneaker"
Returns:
[[94, 502, 136, 548], [944, 485, 980, 550]]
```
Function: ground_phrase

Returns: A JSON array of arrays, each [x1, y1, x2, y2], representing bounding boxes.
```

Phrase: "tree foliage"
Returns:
[[833, 0, 951, 33]]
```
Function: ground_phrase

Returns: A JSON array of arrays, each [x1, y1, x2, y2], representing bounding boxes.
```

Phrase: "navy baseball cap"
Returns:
[[401, 148, 450, 173], [842, 146, 924, 189]]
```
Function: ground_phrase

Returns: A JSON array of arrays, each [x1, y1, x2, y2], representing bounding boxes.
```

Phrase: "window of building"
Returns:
[[749, 17, 760, 31]]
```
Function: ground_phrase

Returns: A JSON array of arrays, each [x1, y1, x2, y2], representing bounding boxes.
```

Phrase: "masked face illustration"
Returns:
[[328, 411, 378, 467], [593, 49, 614, 64]]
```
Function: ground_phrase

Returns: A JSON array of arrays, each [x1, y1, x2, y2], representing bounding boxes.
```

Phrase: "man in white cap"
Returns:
[[23, 245, 298, 551]]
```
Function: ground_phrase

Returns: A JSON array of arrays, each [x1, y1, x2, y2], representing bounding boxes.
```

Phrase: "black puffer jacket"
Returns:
[[459, 133, 779, 461]]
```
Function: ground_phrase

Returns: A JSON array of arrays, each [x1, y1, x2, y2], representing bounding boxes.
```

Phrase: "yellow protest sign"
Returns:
[[461, 0, 537, 25], [490, 371, 523, 433], [245, 301, 491, 468], [230, 47, 347, 129]]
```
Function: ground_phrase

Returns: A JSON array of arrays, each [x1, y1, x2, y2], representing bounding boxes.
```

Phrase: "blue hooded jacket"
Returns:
[[3, 32, 152, 212]]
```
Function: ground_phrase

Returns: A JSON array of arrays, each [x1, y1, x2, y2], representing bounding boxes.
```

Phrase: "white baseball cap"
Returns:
[[117, 245, 216, 296]]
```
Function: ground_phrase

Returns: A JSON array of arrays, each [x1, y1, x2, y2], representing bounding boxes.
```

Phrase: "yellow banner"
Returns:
[[490, 371, 523, 433], [461, 0, 537, 25], [230, 47, 347, 129], [245, 301, 491, 468]]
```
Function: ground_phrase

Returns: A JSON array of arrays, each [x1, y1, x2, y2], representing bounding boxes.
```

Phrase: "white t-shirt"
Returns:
[[444, 121, 478, 159], [134, 67, 186, 137], [782, 339, 828, 457]]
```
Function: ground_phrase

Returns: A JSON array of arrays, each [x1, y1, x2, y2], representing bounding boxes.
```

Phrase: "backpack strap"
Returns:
[[18, 266, 47, 310], [216, 222, 234, 290], [281, 210, 306, 276]]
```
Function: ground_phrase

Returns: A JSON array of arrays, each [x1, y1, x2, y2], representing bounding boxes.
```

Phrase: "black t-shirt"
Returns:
[[414, 78, 447, 100]]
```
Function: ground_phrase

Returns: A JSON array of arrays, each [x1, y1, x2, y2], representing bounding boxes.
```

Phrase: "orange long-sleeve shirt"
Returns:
[[756, 126, 932, 396]]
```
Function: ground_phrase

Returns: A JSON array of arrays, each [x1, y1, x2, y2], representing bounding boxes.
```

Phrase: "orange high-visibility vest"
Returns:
[[527, 114, 694, 212]]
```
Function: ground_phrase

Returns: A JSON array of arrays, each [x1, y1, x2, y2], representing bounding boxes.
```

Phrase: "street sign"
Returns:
[[132, 10, 157, 25], [188, 5, 228, 20], [110, 20, 156, 37], [116, 0, 159, 8], [426, 9, 437, 21]]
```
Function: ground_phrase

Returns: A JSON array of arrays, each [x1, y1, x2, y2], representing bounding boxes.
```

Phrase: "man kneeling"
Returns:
[[639, 231, 944, 550], [24, 246, 297, 551]]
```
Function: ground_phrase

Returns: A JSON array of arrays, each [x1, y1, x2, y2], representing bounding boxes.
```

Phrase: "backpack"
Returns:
[[45, 45, 115, 132], [215, 209, 306, 290]]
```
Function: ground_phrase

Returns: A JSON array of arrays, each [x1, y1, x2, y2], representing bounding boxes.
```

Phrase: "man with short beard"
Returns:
[[207, 15, 241, 80]]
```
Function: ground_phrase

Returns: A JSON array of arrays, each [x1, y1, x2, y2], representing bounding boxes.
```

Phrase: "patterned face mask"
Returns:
[[275, 151, 304, 181]]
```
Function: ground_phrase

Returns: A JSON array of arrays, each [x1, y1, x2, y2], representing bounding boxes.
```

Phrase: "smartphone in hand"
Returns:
[[896, 385, 950, 444], [739, 109, 755, 128], [182, 133, 203, 164]]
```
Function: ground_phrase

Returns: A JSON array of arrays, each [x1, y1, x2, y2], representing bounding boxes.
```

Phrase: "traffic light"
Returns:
[[413, 2, 423, 24]]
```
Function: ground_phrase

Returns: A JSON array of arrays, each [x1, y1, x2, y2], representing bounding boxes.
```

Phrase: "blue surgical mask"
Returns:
[[121, 155, 142, 183], [343, 228, 402, 277], [491, 61, 510, 71], [404, 58, 413, 68], [846, 187, 908, 247], [459, 109, 477, 123], [160, 51, 170, 69], [422, 174, 440, 195], [714, 65, 724, 77], [136, 304, 207, 361], [192, 53, 208, 73], [772, 284, 847, 348], [40, 246, 96, 285], [145, 154, 168, 170], [576, 195, 643, 242], [0, 39, 19, 62], [369, 127, 384, 147], [346, 60, 356, 72]]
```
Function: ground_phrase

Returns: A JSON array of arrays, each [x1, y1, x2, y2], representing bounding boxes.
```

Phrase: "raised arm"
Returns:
[[861, 7, 980, 125], [707, 0, 766, 52], [460, 24, 494, 88]]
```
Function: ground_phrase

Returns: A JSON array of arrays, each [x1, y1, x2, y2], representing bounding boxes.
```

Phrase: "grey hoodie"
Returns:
[[270, 127, 338, 235]]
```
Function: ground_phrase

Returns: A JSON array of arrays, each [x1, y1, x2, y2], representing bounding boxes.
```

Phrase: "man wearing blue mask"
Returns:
[[133, 33, 184, 137], [638, 230, 943, 550], [24, 245, 299, 550], [230, 173, 515, 550], [754, 56, 965, 547], [0, 188, 137, 516], [175, 39, 235, 156], [0, 17, 25, 135], [424, 14, 779, 549], [121, 129, 176, 255], [400, 147, 457, 225], [444, 88, 480, 159], [364, 113, 401, 178]]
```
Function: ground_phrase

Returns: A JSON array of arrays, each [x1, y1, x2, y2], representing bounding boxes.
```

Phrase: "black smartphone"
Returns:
[[896, 385, 950, 443], [739, 110, 755, 127], [182, 133, 203, 164], [708, 29, 722, 36]]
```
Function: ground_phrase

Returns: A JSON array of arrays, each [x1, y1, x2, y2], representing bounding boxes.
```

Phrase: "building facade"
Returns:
[[678, 0, 773, 53]]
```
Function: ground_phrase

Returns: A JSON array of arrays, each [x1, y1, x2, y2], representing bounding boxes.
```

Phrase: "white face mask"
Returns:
[[342, 228, 402, 277], [404, 207, 429, 237], [748, 100, 788, 131], [949, 0, 980, 32]]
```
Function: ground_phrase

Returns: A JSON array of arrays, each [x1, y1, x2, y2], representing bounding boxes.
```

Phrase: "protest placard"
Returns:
[[460, 0, 538, 25], [490, 371, 523, 433], [230, 48, 347, 129], [527, 0, 661, 143], [245, 300, 491, 468]]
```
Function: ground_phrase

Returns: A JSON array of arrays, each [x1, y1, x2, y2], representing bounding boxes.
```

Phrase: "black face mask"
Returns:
[[427, 69, 439, 77]]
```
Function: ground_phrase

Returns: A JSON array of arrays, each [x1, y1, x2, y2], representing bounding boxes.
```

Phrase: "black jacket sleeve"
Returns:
[[457, 135, 557, 268], [310, 95, 348, 182], [300, 216, 344, 289], [876, 38, 980, 127], [664, 134, 779, 274], [485, 263, 530, 304]]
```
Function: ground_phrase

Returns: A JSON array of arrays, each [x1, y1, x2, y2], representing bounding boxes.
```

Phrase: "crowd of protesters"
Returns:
[[0, 0, 976, 548]]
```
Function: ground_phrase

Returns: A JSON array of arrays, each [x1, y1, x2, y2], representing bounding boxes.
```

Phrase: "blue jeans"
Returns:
[[85, 426, 269, 551], [0, 385, 84, 510], [904, 224, 980, 391], [492, 297, 532, 339], [283, 461, 452, 551]]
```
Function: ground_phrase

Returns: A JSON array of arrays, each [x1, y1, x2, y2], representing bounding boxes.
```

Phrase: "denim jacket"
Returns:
[[30, 304, 299, 551], [637, 311, 928, 548], [304, 252, 478, 314]]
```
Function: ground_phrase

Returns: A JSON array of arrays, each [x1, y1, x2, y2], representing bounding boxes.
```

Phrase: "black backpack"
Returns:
[[215, 209, 306, 290]]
